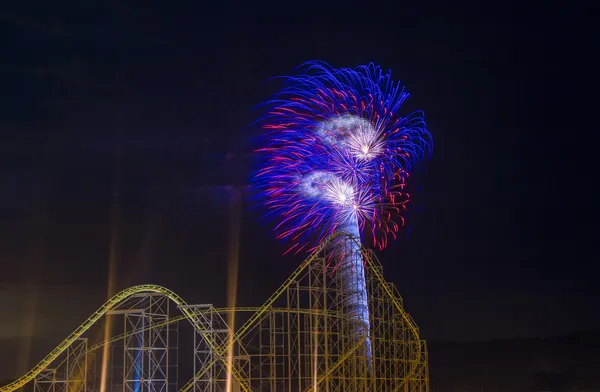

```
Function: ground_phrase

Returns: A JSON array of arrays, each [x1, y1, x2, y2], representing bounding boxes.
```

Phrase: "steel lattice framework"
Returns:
[[1, 233, 429, 392]]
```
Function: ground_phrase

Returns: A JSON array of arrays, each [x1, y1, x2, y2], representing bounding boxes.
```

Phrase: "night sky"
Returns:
[[1, 0, 596, 380]]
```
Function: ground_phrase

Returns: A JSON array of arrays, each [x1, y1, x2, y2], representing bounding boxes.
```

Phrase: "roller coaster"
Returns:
[[1, 233, 429, 392]]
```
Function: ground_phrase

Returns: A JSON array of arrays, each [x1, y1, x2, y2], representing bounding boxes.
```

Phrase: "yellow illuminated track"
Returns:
[[0, 285, 194, 392], [1, 232, 429, 392]]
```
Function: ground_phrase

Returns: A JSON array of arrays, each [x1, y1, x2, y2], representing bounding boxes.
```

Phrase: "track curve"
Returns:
[[2, 232, 425, 392], [0, 285, 193, 392]]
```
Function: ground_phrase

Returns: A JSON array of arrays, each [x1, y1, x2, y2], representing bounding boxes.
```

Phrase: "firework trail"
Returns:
[[253, 61, 431, 365]]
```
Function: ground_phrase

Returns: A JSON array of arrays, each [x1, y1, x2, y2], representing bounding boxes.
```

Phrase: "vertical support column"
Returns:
[[268, 310, 275, 392], [66, 338, 88, 392], [179, 304, 229, 392], [122, 310, 144, 392], [109, 338, 125, 392], [285, 284, 296, 392], [307, 252, 327, 392], [303, 267, 313, 392], [168, 317, 179, 392], [257, 309, 264, 392], [322, 256, 330, 392], [293, 281, 302, 392], [87, 351, 97, 392], [144, 294, 170, 392], [117, 293, 171, 392], [417, 341, 429, 392]]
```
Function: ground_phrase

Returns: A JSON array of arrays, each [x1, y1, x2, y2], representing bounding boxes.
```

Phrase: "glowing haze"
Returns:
[[253, 61, 432, 254]]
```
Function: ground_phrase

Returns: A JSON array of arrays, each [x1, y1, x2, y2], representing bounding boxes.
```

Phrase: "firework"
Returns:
[[253, 61, 431, 364]]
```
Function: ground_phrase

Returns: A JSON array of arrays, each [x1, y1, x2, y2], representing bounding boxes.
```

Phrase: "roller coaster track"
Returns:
[[1, 232, 426, 392], [178, 232, 422, 392], [24, 305, 351, 392], [0, 285, 246, 392], [177, 231, 355, 392], [83, 307, 345, 356]]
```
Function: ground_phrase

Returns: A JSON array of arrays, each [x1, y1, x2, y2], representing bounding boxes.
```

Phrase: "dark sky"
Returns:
[[1, 0, 597, 380]]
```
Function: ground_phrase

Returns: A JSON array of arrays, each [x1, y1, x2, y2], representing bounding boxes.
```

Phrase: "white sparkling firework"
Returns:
[[316, 114, 385, 161]]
